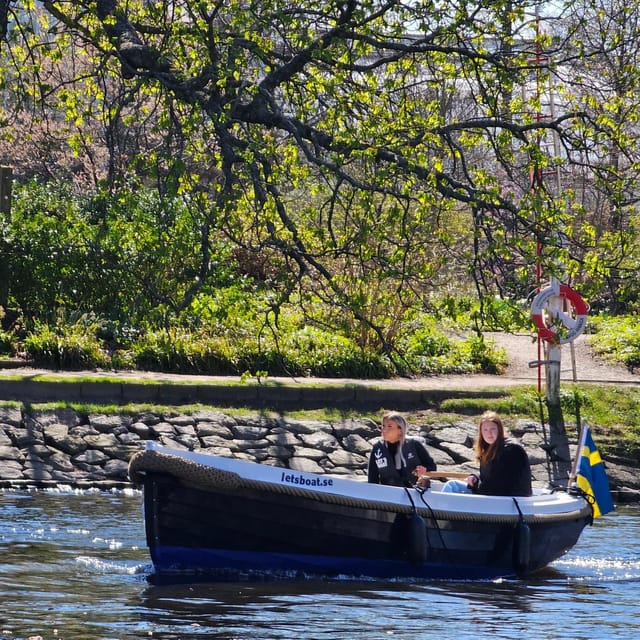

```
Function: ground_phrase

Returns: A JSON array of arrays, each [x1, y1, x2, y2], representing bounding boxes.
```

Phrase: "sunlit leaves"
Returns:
[[2, 0, 640, 362]]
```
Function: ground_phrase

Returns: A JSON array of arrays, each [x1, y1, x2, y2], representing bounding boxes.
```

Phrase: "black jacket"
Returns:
[[368, 439, 437, 486], [473, 438, 532, 497]]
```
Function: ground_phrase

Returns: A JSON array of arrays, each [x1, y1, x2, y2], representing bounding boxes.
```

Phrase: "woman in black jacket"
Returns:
[[368, 411, 437, 487], [443, 410, 532, 496]]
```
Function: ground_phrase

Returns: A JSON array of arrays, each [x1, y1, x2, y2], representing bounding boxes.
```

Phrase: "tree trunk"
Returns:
[[0, 166, 11, 311]]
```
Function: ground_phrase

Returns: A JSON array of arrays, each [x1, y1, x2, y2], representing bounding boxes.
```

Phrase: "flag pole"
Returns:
[[568, 420, 588, 488]]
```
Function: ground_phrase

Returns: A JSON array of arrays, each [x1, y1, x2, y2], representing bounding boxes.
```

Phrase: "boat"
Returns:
[[128, 441, 595, 582]]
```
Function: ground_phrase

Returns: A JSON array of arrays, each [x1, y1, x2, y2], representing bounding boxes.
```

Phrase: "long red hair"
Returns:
[[474, 410, 505, 465]]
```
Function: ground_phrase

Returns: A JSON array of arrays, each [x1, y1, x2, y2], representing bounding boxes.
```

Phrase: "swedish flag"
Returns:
[[575, 422, 614, 518]]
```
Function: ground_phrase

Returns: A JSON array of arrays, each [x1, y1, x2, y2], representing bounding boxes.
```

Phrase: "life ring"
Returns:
[[530, 283, 589, 344]]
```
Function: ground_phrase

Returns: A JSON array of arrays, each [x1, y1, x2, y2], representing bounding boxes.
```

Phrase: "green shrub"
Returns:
[[277, 326, 393, 378], [129, 325, 393, 378], [0, 330, 15, 356], [589, 315, 640, 370], [456, 335, 508, 375], [398, 319, 507, 375], [130, 329, 235, 374], [24, 317, 110, 369]]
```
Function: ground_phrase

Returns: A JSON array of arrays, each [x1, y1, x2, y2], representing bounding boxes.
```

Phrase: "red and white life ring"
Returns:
[[530, 283, 589, 344]]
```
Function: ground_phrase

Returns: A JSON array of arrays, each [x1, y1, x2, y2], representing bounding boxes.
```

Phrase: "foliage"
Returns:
[[2, 0, 640, 378], [0, 330, 14, 356], [1, 0, 640, 350], [4, 181, 239, 325], [4, 182, 95, 319], [16, 303, 508, 378], [24, 315, 110, 370], [588, 315, 640, 370]]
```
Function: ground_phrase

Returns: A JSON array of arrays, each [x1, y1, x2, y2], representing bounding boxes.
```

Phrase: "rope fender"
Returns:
[[128, 449, 591, 525]]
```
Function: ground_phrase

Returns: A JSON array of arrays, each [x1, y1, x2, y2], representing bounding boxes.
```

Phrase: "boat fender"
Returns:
[[407, 512, 429, 565], [512, 498, 531, 575]]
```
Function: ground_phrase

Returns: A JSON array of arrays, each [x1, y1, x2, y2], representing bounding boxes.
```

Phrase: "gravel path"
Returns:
[[487, 331, 638, 385]]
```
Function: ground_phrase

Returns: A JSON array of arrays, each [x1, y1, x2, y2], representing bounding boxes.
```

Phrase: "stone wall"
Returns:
[[0, 405, 637, 501]]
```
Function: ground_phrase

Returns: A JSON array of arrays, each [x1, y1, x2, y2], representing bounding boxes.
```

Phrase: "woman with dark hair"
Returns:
[[367, 411, 437, 487], [442, 410, 532, 496]]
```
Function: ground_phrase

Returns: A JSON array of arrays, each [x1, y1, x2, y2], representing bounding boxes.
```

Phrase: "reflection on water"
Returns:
[[1, 489, 639, 640]]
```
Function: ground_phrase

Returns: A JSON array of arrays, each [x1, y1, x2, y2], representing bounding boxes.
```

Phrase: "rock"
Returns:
[[266, 431, 301, 446], [164, 413, 195, 426], [31, 408, 83, 428], [130, 422, 152, 438], [0, 406, 22, 427], [47, 451, 75, 472], [427, 448, 458, 466], [175, 435, 199, 450], [0, 445, 24, 461], [104, 459, 130, 479], [298, 431, 338, 451], [331, 419, 378, 438], [149, 422, 176, 437], [74, 449, 109, 465], [340, 433, 371, 455], [277, 418, 318, 435], [8, 426, 43, 447], [231, 425, 269, 440], [200, 434, 237, 449], [288, 457, 324, 473], [290, 446, 325, 460], [431, 422, 476, 446], [435, 442, 475, 464], [196, 422, 233, 438], [246, 446, 291, 462], [84, 433, 119, 449], [118, 432, 141, 444], [191, 410, 238, 427], [21, 444, 53, 458], [44, 424, 87, 455], [23, 463, 53, 481], [327, 450, 367, 466], [1, 460, 24, 478], [235, 438, 270, 451], [90, 414, 133, 432]]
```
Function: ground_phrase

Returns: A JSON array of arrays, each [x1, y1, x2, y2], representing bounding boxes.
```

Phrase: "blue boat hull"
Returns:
[[140, 467, 591, 582]]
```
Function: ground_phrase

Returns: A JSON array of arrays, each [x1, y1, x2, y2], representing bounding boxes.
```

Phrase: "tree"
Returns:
[[1, 0, 638, 370], [554, 0, 640, 312]]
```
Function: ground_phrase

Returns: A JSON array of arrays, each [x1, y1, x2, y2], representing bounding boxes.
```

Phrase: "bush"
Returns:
[[456, 335, 508, 375], [3, 302, 589, 378], [24, 317, 110, 369], [399, 319, 507, 375], [130, 329, 235, 374], [589, 315, 640, 370], [0, 330, 15, 356], [276, 326, 393, 378]]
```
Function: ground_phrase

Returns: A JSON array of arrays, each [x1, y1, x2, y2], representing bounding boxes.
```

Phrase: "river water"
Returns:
[[1, 488, 638, 640]]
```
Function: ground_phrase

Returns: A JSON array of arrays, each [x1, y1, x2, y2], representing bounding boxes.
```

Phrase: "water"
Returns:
[[1, 489, 638, 640]]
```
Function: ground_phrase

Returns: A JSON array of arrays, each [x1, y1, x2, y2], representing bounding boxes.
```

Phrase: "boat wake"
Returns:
[[76, 555, 151, 575], [551, 555, 640, 582]]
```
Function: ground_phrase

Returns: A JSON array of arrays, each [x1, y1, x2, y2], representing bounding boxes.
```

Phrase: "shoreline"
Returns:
[[0, 404, 637, 503]]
